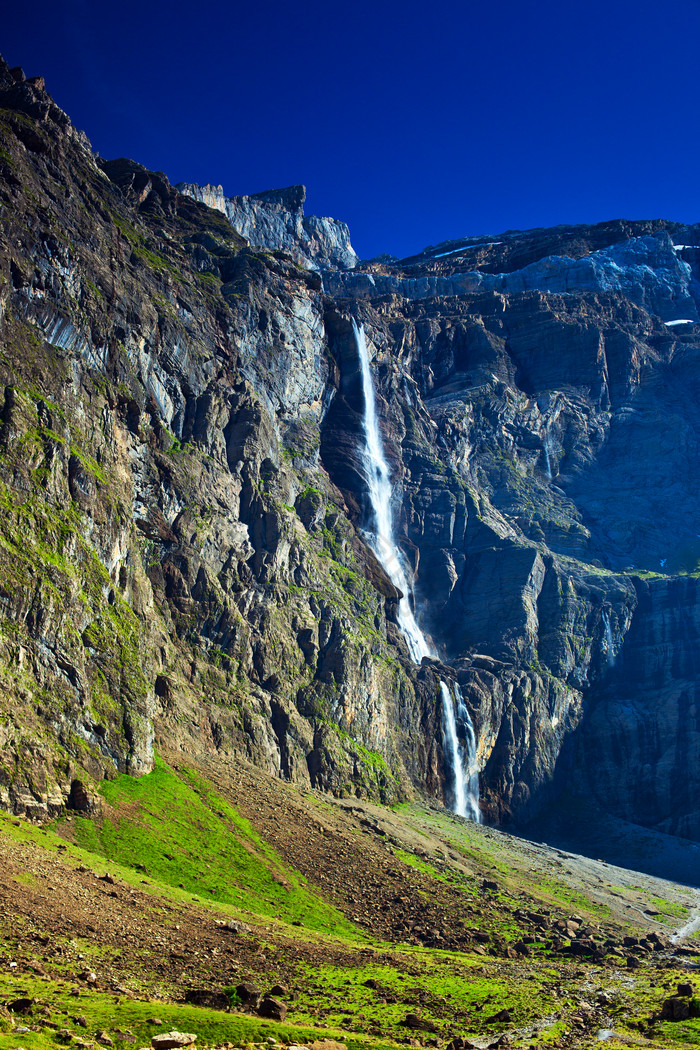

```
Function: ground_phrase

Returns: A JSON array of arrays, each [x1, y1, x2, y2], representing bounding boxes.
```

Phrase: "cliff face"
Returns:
[[1, 55, 699, 842], [176, 182, 359, 272], [0, 58, 442, 821]]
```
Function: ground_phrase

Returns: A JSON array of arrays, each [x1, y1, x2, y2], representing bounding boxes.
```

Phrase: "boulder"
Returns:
[[183, 990, 230, 1011], [258, 997, 287, 1021], [661, 997, 690, 1021], [151, 1034, 197, 1049], [7, 999, 34, 1014], [223, 920, 250, 935], [235, 982, 261, 1004]]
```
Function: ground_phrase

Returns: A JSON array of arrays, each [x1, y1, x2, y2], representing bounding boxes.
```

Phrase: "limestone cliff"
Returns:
[[176, 182, 359, 272], [1, 54, 699, 844]]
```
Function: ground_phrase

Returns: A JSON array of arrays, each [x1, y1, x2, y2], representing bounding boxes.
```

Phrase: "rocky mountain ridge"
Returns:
[[1, 54, 699, 849], [326, 229, 700, 322], [176, 181, 359, 272]]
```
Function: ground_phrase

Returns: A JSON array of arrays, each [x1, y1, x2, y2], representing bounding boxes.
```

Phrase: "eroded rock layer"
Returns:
[[1, 54, 699, 840]]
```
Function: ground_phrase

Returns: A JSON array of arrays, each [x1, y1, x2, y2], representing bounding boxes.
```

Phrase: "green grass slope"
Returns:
[[1, 760, 700, 1049], [70, 756, 357, 939]]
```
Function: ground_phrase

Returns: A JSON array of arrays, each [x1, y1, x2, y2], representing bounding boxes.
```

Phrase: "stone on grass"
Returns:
[[184, 990, 230, 1011], [235, 982, 261, 1004], [258, 997, 287, 1021], [485, 1008, 512, 1024], [7, 999, 34, 1014], [224, 920, 250, 934], [402, 1014, 430, 1031], [661, 997, 690, 1021], [151, 1032, 197, 1049]]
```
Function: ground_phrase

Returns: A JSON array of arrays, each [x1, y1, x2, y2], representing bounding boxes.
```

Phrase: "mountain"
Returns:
[[175, 182, 359, 272], [1, 53, 700, 857]]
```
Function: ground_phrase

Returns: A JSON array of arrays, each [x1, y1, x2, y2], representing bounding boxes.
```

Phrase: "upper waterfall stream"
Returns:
[[355, 319, 432, 664], [353, 319, 480, 821]]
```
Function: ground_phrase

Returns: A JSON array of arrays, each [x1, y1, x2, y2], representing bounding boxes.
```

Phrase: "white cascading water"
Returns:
[[440, 682, 468, 818], [671, 892, 700, 943], [542, 428, 554, 479], [354, 319, 431, 664], [602, 611, 615, 666], [353, 319, 480, 821], [440, 683, 481, 821], [454, 683, 482, 822]]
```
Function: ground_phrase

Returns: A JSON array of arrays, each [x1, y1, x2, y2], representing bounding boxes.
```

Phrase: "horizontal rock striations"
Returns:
[[1, 53, 700, 842], [325, 231, 700, 322]]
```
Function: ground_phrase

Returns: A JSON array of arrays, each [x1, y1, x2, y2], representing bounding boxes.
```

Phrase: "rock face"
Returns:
[[1, 53, 700, 843], [324, 230, 700, 322], [176, 182, 358, 272]]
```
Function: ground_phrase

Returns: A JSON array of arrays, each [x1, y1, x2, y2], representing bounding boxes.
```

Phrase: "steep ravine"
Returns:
[[1, 54, 699, 846]]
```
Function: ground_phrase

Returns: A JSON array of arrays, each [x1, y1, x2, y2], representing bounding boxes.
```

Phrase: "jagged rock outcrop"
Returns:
[[1, 53, 700, 841], [176, 182, 358, 272], [324, 231, 700, 322]]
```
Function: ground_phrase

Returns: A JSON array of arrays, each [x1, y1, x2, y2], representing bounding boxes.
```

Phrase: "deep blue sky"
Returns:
[[3, 1, 699, 259]]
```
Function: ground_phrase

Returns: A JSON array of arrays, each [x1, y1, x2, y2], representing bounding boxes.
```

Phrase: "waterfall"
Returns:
[[353, 320, 480, 821], [542, 428, 554, 479], [454, 683, 482, 822], [441, 683, 481, 821], [354, 319, 432, 663], [602, 611, 615, 666], [440, 682, 468, 818]]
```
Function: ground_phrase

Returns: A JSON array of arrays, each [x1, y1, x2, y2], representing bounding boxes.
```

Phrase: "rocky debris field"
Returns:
[[1, 756, 700, 1050]]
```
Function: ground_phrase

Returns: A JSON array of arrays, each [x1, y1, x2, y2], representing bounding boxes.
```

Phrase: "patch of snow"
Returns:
[[664, 318, 696, 326], [673, 244, 700, 250], [433, 242, 503, 258]]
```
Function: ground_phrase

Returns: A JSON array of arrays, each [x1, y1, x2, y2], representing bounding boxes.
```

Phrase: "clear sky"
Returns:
[[3, 0, 699, 260]]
